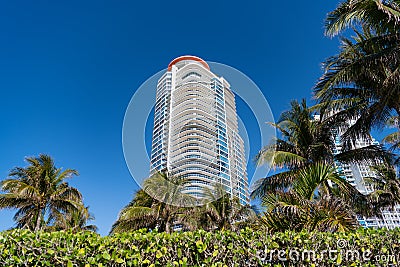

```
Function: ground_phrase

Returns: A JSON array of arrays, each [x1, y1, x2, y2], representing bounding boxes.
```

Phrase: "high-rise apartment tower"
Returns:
[[150, 56, 249, 205]]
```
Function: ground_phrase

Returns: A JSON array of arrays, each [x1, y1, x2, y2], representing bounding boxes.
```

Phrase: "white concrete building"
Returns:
[[150, 56, 249, 204], [332, 121, 400, 229]]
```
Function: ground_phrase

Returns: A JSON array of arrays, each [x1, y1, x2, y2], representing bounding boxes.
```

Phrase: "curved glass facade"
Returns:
[[150, 56, 249, 205]]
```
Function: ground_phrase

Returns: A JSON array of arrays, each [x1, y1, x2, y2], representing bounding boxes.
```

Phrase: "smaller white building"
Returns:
[[332, 121, 400, 229]]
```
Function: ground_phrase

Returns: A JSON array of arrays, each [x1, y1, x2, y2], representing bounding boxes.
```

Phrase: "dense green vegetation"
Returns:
[[1, 228, 399, 266]]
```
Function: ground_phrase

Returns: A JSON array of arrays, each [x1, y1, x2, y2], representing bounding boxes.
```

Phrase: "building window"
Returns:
[[182, 72, 202, 80]]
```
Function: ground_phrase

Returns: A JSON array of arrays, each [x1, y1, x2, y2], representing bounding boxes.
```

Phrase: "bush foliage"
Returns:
[[0, 228, 399, 266]]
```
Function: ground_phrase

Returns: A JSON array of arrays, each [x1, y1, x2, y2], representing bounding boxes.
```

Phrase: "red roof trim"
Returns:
[[167, 56, 210, 71]]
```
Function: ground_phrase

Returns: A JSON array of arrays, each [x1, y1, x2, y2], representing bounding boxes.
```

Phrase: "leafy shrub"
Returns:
[[0, 228, 399, 266]]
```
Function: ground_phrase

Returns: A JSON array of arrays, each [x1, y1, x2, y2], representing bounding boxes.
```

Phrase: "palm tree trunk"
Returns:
[[34, 209, 42, 231], [165, 220, 170, 234]]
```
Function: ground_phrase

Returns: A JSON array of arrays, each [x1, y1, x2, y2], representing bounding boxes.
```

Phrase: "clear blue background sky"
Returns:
[[1, 0, 342, 235]]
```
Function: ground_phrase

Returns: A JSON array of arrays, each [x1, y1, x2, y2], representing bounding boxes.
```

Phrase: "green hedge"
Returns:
[[0, 228, 399, 266]]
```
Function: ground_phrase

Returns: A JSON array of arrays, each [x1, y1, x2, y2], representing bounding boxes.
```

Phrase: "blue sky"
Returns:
[[1, 0, 342, 235]]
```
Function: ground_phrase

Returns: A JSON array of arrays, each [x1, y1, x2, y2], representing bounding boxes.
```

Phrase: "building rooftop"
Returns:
[[167, 55, 210, 71]]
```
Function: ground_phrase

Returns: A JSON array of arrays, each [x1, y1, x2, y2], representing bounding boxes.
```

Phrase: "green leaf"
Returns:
[[156, 250, 163, 259], [336, 253, 342, 265], [78, 248, 85, 255], [102, 252, 111, 260], [212, 250, 219, 257]]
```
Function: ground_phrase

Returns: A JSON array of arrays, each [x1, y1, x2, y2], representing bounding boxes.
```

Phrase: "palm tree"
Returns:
[[252, 99, 333, 198], [252, 99, 383, 199], [365, 164, 400, 214], [181, 183, 257, 231], [0, 154, 84, 231], [260, 163, 360, 232], [382, 116, 400, 166], [111, 174, 257, 233], [315, 0, 400, 149], [315, 29, 400, 149], [50, 206, 97, 233], [383, 116, 400, 147], [109, 189, 158, 234], [324, 0, 400, 37], [309, 197, 360, 232], [110, 171, 196, 234], [251, 99, 392, 231]]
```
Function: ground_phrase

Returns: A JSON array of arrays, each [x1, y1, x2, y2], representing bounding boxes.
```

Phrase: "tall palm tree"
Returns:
[[324, 0, 400, 37], [315, 0, 400, 149], [0, 154, 84, 231], [252, 100, 390, 232], [253, 99, 333, 197], [315, 29, 400, 149], [110, 171, 196, 234], [252, 99, 383, 199]]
